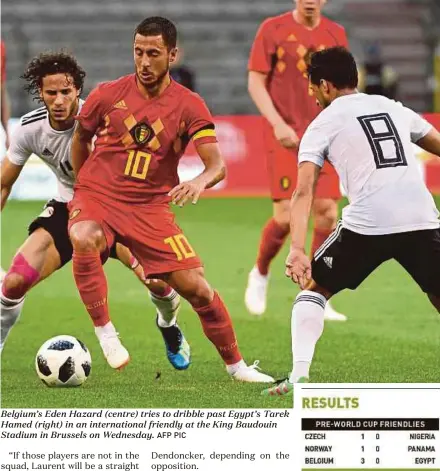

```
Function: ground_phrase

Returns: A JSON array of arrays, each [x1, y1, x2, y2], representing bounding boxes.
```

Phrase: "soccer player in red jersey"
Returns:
[[245, 0, 348, 320], [68, 17, 274, 383], [0, 51, 187, 372]]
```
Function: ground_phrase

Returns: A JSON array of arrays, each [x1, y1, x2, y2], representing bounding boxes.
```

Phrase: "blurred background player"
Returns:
[[245, 0, 348, 321], [68, 16, 274, 383], [0, 51, 190, 372], [358, 41, 399, 100], [170, 43, 197, 92], [264, 47, 440, 396]]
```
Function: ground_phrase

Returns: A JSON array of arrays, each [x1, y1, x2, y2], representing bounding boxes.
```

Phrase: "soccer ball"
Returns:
[[35, 335, 92, 387]]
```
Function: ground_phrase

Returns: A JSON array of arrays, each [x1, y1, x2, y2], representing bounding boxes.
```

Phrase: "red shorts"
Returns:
[[68, 191, 203, 277], [263, 121, 341, 200]]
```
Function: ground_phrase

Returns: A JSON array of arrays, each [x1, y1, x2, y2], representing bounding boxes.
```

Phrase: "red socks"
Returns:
[[257, 219, 333, 271], [72, 251, 110, 327], [194, 292, 242, 365], [256, 218, 289, 275], [311, 227, 332, 258], [257, 218, 333, 275]]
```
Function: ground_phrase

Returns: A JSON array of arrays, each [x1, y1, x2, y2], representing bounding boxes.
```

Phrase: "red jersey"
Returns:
[[248, 12, 348, 136], [75, 75, 217, 204]]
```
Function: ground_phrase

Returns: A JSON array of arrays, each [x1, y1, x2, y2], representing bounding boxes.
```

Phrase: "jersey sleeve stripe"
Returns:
[[21, 115, 47, 126], [192, 129, 216, 141], [21, 107, 47, 120], [22, 111, 48, 123]]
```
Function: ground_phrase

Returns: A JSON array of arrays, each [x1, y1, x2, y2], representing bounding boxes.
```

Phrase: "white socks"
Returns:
[[150, 290, 180, 328], [289, 290, 326, 383], [94, 321, 117, 340], [1, 293, 25, 350], [226, 359, 246, 375]]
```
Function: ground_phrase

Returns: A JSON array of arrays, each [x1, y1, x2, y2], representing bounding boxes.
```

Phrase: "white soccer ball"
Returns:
[[35, 335, 92, 387]]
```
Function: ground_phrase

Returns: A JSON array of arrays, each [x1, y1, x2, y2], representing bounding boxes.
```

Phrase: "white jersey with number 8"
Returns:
[[299, 93, 439, 235]]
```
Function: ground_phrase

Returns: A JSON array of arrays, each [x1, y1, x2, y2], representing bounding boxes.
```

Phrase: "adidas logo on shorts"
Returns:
[[323, 256, 333, 269]]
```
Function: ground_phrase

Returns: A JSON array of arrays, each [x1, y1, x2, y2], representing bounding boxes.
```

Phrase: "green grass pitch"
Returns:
[[1, 198, 439, 408]]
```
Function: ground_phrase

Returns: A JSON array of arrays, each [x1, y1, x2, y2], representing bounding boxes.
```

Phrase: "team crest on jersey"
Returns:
[[69, 209, 81, 220], [280, 176, 291, 190], [130, 122, 153, 146]]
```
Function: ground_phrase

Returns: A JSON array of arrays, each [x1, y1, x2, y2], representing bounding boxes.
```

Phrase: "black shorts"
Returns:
[[312, 221, 440, 297], [28, 199, 118, 267]]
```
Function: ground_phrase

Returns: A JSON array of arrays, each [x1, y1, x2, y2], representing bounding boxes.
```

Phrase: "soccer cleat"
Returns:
[[231, 360, 274, 383], [157, 318, 191, 370], [98, 333, 130, 370], [244, 266, 269, 316], [324, 300, 347, 321], [261, 376, 308, 397]]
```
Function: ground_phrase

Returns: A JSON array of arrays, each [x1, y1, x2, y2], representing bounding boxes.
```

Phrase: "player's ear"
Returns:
[[320, 79, 330, 94], [38, 88, 43, 101], [169, 47, 177, 65]]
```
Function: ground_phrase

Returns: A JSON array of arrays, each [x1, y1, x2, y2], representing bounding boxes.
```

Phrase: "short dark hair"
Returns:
[[134, 16, 177, 50], [22, 51, 86, 101], [308, 46, 358, 89]]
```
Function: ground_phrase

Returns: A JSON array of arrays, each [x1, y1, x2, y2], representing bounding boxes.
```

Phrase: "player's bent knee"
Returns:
[[174, 269, 214, 307], [273, 200, 291, 230], [2, 253, 40, 300], [273, 214, 290, 231], [189, 285, 214, 308], [3, 273, 27, 298], [273, 209, 290, 230], [69, 221, 106, 252], [191, 280, 215, 307]]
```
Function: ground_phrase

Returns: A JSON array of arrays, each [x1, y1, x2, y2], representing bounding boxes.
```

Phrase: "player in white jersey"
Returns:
[[0, 52, 191, 371], [263, 47, 440, 396]]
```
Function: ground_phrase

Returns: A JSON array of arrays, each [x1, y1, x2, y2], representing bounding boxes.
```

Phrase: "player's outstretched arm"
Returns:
[[416, 128, 440, 158], [71, 123, 94, 177], [285, 162, 320, 288], [1, 156, 23, 210], [248, 71, 299, 149], [168, 142, 225, 207]]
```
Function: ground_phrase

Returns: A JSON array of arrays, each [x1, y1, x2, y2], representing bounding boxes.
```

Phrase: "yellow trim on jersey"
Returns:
[[124, 114, 137, 130], [148, 136, 161, 152], [192, 129, 216, 141], [152, 118, 164, 135]]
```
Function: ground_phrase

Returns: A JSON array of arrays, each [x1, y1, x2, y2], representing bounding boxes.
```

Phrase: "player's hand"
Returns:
[[168, 179, 205, 207], [132, 262, 148, 285], [285, 247, 311, 289], [273, 122, 300, 149]]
